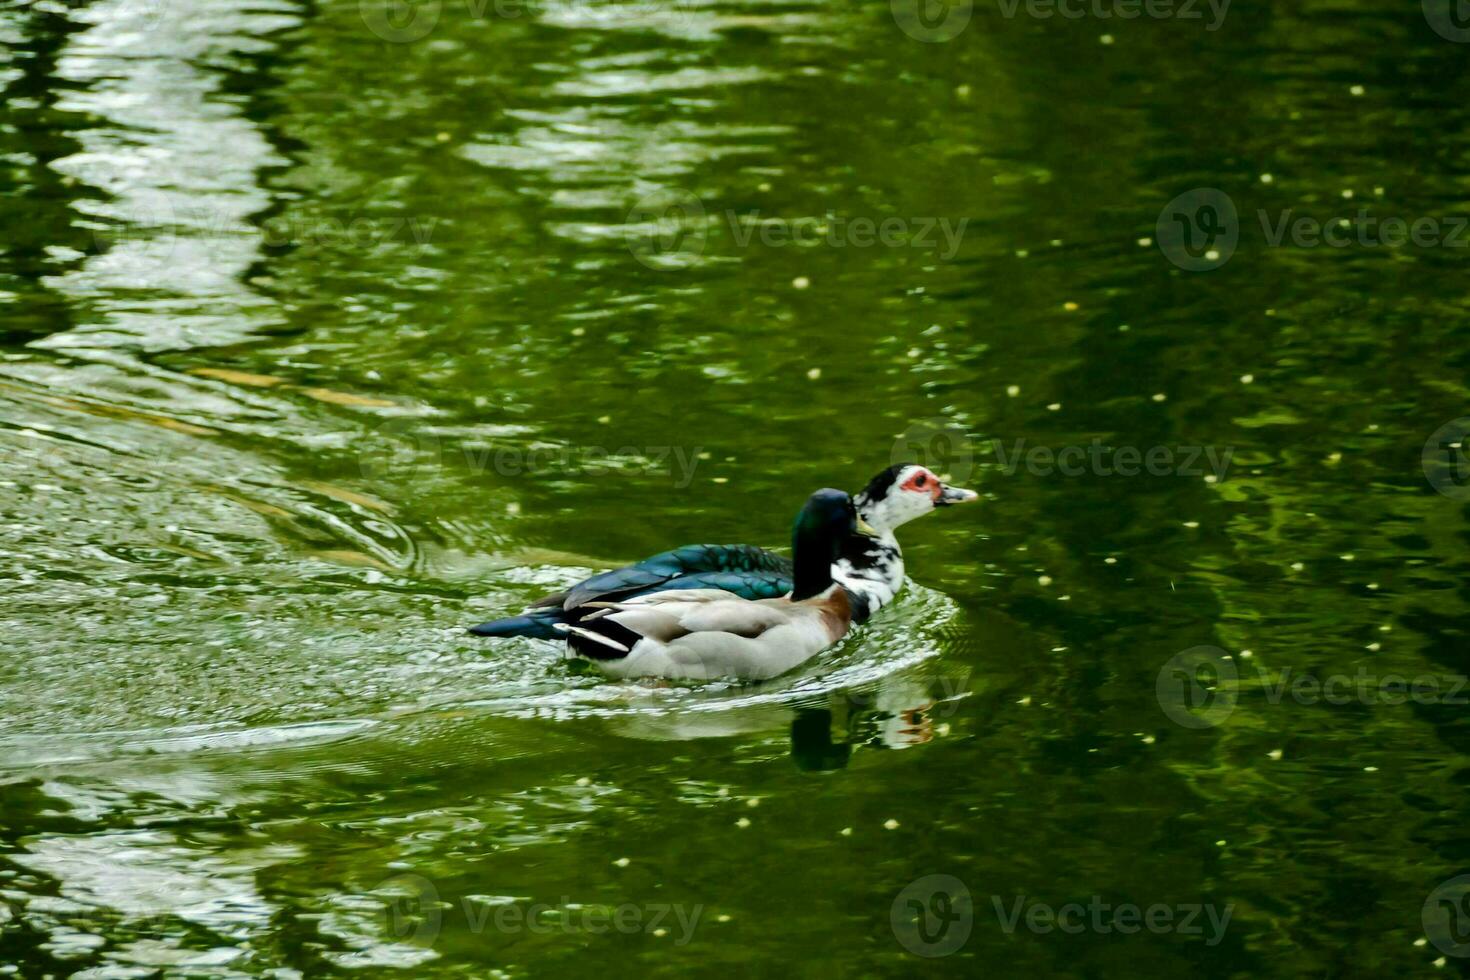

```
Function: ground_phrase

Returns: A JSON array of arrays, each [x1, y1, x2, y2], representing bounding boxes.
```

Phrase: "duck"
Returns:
[[554, 488, 859, 680], [468, 463, 976, 640]]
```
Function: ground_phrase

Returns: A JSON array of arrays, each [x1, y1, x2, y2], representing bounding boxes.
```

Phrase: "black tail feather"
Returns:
[[468, 608, 566, 640]]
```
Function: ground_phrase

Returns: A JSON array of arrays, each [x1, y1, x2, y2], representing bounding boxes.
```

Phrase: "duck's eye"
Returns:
[[915, 475, 927, 487]]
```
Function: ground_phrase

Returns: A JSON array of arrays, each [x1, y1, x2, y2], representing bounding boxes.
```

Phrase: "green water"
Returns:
[[4, 0, 1470, 975]]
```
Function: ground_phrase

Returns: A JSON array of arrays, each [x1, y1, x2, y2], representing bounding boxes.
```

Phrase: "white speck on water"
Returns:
[[806, 367, 821, 380], [1037, 575, 1052, 586], [1260, 173, 1274, 184], [1349, 84, 1365, 96], [1342, 189, 1354, 199], [1367, 582, 1379, 590], [791, 276, 810, 290], [613, 857, 630, 868], [575, 776, 591, 786], [1364, 766, 1378, 772], [1142, 734, 1156, 745], [884, 819, 900, 830], [1268, 749, 1283, 760], [1151, 393, 1167, 402], [571, 326, 586, 337], [717, 914, 732, 923], [712, 477, 729, 484], [1006, 384, 1020, 397], [1018, 695, 1032, 706], [1099, 33, 1114, 44], [1204, 474, 1218, 484], [1183, 521, 1199, 528], [1046, 402, 1061, 411], [745, 797, 760, 808], [1366, 642, 1381, 651], [1205, 249, 1220, 261], [1137, 237, 1152, 247], [839, 827, 852, 836], [1341, 553, 1355, 561], [1104, 557, 1117, 564], [597, 415, 611, 424], [736, 817, 751, 829], [1240, 373, 1254, 384], [653, 928, 668, 937], [1291, 561, 1305, 571], [1063, 301, 1079, 312], [1240, 649, 1253, 658], [1015, 249, 1029, 258]]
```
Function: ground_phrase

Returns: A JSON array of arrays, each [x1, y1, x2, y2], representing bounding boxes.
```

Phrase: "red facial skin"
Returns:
[[899, 467, 942, 503]]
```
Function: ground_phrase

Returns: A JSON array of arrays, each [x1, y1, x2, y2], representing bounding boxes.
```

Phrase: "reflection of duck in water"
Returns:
[[583, 663, 972, 764], [792, 672, 970, 770], [469, 464, 977, 643]]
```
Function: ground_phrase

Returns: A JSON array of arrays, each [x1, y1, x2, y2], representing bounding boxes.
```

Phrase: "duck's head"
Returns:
[[791, 488, 858, 600], [855, 463, 978, 533]]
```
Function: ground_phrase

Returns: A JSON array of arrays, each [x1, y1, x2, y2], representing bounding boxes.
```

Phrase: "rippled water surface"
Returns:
[[3, 0, 1470, 975]]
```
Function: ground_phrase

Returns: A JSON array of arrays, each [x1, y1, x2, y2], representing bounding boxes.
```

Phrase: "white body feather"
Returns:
[[566, 586, 850, 681]]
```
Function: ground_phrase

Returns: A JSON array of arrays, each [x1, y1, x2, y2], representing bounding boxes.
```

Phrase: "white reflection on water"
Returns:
[[39, 0, 298, 353]]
